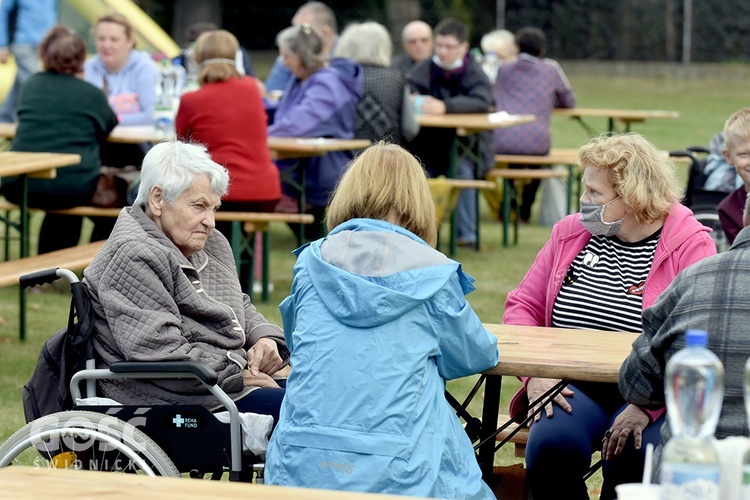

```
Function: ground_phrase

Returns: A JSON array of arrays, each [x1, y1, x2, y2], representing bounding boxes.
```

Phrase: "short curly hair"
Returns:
[[39, 25, 86, 75], [577, 133, 683, 224]]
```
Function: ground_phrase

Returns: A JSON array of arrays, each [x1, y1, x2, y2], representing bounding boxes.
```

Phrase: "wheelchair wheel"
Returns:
[[0, 411, 179, 476]]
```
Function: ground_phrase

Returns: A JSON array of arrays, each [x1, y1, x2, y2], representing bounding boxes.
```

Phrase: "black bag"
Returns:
[[22, 280, 95, 422]]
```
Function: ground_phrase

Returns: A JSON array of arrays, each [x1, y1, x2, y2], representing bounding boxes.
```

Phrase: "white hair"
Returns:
[[134, 140, 229, 206], [334, 21, 392, 67]]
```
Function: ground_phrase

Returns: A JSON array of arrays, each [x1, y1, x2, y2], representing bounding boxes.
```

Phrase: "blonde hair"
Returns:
[[723, 107, 750, 152], [577, 133, 683, 224], [326, 142, 437, 246], [480, 29, 517, 60], [194, 30, 241, 85]]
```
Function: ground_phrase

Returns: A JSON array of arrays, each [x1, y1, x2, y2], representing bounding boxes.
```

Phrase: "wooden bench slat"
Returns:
[[0, 240, 105, 287], [486, 169, 570, 181], [497, 414, 529, 458]]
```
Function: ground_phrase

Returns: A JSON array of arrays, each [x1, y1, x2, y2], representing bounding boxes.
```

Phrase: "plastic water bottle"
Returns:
[[154, 61, 179, 137], [661, 329, 724, 500]]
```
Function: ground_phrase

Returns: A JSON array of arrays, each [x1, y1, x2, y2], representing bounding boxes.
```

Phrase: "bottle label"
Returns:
[[742, 464, 750, 499], [662, 463, 720, 500]]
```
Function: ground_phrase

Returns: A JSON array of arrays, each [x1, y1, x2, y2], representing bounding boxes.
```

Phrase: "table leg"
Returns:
[[261, 228, 270, 303], [502, 179, 511, 247], [479, 374, 502, 480], [19, 175, 29, 342], [448, 140, 458, 256]]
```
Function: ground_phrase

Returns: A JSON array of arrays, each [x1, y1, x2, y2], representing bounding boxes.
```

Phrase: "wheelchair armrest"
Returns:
[[110, 361, 219, 386]]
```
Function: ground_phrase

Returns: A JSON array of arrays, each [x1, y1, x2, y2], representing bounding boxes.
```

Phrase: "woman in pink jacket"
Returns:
[[503, 133, 716, 500]]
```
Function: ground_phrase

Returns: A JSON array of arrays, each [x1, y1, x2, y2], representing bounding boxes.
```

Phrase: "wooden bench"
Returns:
[[428, 178, 498, 254], [0, 240, 106, 341], [486, 167, 572, 247], [0, 201, 313, 303], [496, 414, 530, 458]]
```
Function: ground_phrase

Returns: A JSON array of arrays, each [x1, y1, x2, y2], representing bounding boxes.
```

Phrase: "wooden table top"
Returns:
[[482, 324, 638, 383], [0, 467, 421, 499], [0, 151, 81, 178], [267, 137, 372, 160], [553, 108, 680, 123], [0, 123, 372, 157], [417, 112, 535, 135]]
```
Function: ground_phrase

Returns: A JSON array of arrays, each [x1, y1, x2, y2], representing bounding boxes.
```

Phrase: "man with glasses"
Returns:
[[406, 17, 492, 248], [391, 20, 433, 76]]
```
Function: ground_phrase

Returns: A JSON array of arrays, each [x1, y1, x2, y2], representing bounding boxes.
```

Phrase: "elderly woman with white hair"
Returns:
[[333, 21, 418, 145], [83, 141, 288, 420]]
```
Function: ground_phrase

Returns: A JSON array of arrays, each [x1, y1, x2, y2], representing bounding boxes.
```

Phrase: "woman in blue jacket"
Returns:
[[265, 142, 499, 499], [268, 23, 362, 241]]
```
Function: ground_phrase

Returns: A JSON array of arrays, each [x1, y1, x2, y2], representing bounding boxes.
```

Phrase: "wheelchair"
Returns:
[[0, 268, 266, 482], [670, 149, 729, 252]]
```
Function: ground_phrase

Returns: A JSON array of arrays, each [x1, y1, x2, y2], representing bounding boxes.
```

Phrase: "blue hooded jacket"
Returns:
[[266, 219, 499, 498], [268, 57, 363, 207]]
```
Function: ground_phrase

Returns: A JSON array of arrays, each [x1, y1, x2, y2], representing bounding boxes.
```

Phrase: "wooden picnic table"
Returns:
[[465, 324, 638, 479], [0, 151, 82, 341], [553, 107, 680, 134], [0, 466, 421, 499], [417, 113, 536, 254]]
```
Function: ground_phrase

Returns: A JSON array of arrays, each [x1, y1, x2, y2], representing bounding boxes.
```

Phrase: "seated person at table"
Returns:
[[264, 1, 339, 94], [503, 133, 716, 500], [493, 26, 576, 224], [268, 23, 362, 241], [333, 21, 418, 146], [0, 25, 118, 254], [84, 13, 158, 128], [478, 28, 517, 83], [390, 20, 433, 76], [84, 13, 160, 241], [619, 194, 750, 479], [265, 142, 499, 498], [176, 29, 280, 242], [84, 141, 287, 420], [717, 107, 750, 246], [406, 17, 492, 248]]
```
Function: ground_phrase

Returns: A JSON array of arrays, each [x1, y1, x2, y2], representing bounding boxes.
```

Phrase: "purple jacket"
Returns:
[[269, 58, 363, 207], [503, 203, 716, 418], [493, 54, 576, 155]]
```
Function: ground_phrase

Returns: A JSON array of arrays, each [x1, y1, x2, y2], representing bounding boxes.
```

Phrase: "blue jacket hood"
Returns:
[[294, 219, 475, 328], [328, 57, 364, 101]]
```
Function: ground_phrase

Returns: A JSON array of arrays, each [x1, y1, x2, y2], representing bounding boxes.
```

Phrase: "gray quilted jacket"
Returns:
[[84, 204, 286, 408]]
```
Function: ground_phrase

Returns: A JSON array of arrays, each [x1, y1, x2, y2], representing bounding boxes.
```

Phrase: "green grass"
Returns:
[[2, 71, 750, 495]]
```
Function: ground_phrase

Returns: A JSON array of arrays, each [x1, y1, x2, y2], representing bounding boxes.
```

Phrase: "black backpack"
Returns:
[[22, 278, 95, 422]]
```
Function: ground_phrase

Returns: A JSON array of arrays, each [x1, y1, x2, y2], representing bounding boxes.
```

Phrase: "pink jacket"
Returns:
[[503, 203, 717, 419]]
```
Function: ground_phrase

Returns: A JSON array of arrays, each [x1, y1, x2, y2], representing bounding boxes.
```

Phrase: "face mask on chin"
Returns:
[[579, 196, 625, 237], [432, 54, 464, 71]]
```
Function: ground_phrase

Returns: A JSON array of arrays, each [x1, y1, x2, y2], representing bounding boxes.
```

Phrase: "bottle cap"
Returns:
[[685, 329, 708, 347]]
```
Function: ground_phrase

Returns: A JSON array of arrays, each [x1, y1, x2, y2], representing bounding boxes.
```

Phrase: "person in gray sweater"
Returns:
[[84, 141, 288, 421]]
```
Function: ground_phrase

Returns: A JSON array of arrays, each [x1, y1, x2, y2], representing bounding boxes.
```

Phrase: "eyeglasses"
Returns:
[[435, 42, 463, 51]]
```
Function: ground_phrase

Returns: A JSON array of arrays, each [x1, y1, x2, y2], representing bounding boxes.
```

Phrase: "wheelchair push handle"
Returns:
[[20, 268, 80, 289]]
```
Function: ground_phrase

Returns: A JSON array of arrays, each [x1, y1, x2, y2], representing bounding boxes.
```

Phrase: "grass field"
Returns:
[[1, 69, 749, 496]]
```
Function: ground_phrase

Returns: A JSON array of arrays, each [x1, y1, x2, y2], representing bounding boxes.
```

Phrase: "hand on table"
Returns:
[[602, 404, 649, 460], [526, 377, 574, 423], [246, 338, 283, 376], [420, 96, 447, 115]]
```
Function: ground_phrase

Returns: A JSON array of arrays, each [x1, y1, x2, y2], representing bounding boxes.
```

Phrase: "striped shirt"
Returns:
[[551, 229, 661, 333]]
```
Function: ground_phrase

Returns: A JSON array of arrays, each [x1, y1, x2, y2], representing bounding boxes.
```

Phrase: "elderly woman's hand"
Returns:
[[526, 377, 575, 423], [246, 338, 283, 376], [602, 404, 650, 460], [243, 369, 282, 389]]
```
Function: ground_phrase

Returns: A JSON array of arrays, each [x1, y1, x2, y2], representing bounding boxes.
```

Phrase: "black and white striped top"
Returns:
[[551, 229, 661, 333]]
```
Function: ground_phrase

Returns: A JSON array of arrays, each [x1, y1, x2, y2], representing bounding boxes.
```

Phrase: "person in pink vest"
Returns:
[[503, 133, 716, 499]]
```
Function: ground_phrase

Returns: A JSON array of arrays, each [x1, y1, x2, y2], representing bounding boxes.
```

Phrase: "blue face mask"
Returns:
[[579, 196, 624, 237]]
